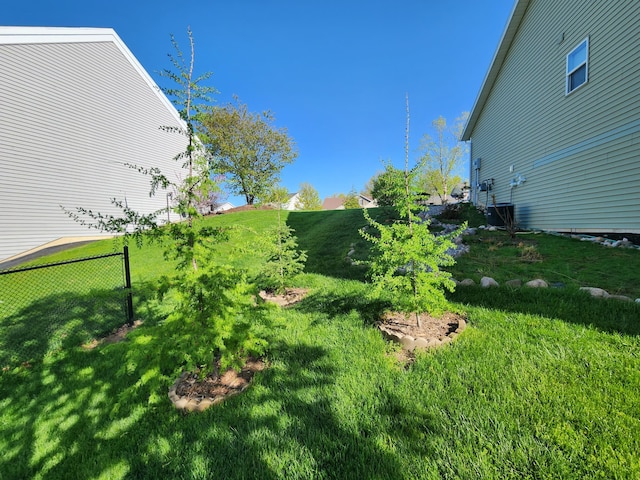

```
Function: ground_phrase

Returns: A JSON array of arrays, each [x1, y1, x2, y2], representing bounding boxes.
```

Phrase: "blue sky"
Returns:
[[5, 0, 515, 206]]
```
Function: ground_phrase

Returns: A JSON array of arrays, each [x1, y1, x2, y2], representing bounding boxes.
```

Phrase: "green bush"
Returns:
[[158, 264, 274, 376]]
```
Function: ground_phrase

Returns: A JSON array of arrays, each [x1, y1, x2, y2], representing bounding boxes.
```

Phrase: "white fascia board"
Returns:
[[0, 26, 185, 128], [461, 0, 530, 141]]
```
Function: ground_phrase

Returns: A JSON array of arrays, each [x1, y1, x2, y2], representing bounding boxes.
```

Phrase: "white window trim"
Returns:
[[566, 37, 589, 95]]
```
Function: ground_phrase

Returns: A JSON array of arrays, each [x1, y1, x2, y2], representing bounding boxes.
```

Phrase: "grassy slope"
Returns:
[[1, 208, 639, 479]]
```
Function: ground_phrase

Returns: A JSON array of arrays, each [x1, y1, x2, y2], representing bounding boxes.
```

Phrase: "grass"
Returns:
[[1, 207, 639, 479], [451, 231, 640, 298]]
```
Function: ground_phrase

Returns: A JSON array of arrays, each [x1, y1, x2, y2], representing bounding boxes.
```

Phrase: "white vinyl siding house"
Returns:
[[462, 0, 640, 234], [0, 27, 187, 262]]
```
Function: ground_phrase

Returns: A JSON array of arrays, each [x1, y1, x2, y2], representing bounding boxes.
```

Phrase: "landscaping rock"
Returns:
[[580, 287, 610, 298], [195, 399, 213, 412], [185, 399, 200, 412], [526, 279, 548, 288], [399, 335, 416, 351], [608, 294, 633, 302], [456, 318, 467, 332], [481, 276, 499, 288], [505, 279, 522, 288], [173, 397, 189, 410], [413, 337, 430, 350], [459, 278, 476, 287]]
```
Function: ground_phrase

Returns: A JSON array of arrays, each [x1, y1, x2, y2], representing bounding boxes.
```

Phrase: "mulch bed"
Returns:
[[377, 311, 467, 365], [82, 320, 144, 350], [169, 288, 309, 412], [169, 358, 266, 412], [258, 288, 309, 307], [379, 311, 463, 339]]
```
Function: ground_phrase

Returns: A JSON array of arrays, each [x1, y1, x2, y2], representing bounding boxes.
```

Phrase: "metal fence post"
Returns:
[[123, 245, 134, 325]]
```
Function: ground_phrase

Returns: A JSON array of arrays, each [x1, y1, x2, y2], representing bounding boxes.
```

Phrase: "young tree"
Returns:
[[418, 112, 469, 204], [66, 27, 217, 270], [200, 97, 298, 205], [257, 186, 307, 294], [370, 163, 406, 207], [295, 182, 322, 210], [360, 95, 464, 326], [361, 171, 379, 199], [343, 188, 361, 209], [67, 29, 271, 377], [207, 173, 230, 212]]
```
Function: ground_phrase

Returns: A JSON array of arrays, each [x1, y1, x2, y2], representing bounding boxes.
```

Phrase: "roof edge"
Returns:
[[0, 26, 118, 44], [461, 0, 531, 141]]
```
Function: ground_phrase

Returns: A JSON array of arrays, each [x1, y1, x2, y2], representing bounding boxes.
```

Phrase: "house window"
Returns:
[[566, 37, 589, 94]]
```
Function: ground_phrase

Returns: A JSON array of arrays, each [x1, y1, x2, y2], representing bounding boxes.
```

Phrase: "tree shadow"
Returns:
[[0, 273, 446, 478], [0, 322, 430, 478], [293, 286, 393, 326], [448, 287, 640, 336], [286, 210, 371, 281], [0, 289, 130, 368]]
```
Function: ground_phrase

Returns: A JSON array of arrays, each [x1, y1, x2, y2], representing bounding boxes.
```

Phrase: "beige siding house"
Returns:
[[462, 0, 640, 234], [0, 27, 186, 262]]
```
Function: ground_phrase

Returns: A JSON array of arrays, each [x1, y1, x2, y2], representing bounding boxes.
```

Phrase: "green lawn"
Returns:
[[1, 208, 639, 479]]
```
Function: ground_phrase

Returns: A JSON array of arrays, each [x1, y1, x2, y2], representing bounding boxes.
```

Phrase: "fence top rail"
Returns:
[[0, 251, 123, 276]]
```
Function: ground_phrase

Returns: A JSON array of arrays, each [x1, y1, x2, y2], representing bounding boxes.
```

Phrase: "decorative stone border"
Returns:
[[456, 276, 640, 303], [168, 359, 265, 412], [378, 317, 467, 352], [168, 372, 224, 412]]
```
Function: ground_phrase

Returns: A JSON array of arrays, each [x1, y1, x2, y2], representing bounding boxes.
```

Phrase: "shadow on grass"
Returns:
[[287, 210, 371, 281], [449, 286, 640, 336], [0, 288, 130, 368], [0, 320, 422, 478], [293, 286, 393, 325]]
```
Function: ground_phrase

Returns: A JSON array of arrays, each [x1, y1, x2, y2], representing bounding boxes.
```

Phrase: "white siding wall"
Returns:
[[469, 0, 640, 233], [0, 35, 187, 261]]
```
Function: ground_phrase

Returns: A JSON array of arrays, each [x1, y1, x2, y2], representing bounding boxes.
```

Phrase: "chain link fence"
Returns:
[[0, 247, 133, 369]]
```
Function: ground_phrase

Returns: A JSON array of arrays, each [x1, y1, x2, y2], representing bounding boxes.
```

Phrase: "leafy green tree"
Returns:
[[66, 28, 217, 269], [343, 189, 361, 209], [360, 96, 464, 326], [295, 182, 322, 210], [418, 112, 469, 204], [200, 97, 298, 205], [257, 186, 307, 294], [67, 29, 271, 377], [361, 172, 378, 198], [370, 163, 406, 207]]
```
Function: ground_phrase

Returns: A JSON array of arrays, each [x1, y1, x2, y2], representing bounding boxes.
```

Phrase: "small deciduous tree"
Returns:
[[370, 163, 407, 207], [295, 182, 322, 210], [200, 97, 298, 205], [257, 186, 307, 294], [418, 112, 469, 204], [66, 29, 272, 378], [343, 189, 361, 209], [360, 95, 465, 326], [361, 172, 378, 199]]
